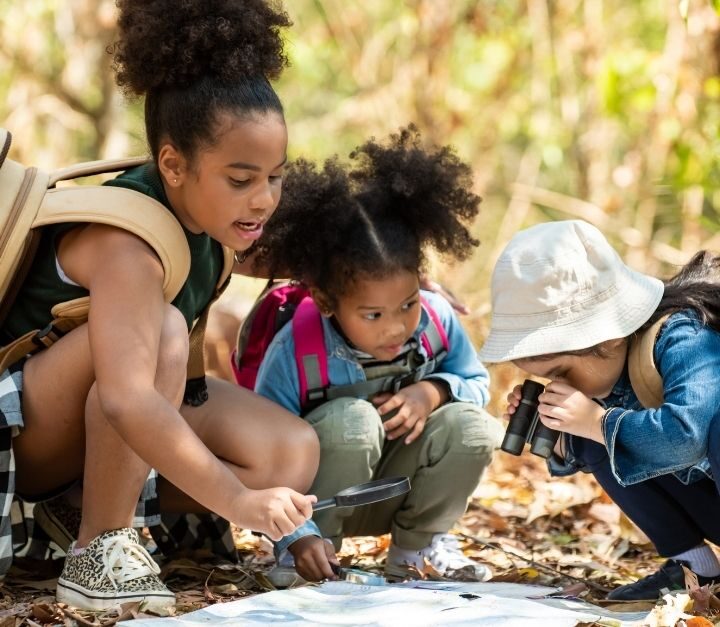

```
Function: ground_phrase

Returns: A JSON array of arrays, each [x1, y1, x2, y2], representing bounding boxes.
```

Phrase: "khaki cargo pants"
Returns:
[[304, 398, 504, 551]]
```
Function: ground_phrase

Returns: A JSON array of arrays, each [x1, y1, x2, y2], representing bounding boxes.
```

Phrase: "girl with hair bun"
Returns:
[[253, 127, 504, 583], [0, 0, 319, 611]]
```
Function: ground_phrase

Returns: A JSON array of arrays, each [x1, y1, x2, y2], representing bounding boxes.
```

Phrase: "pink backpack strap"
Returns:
[[419, 296, 449, 358], [292, 297, 329, 408]]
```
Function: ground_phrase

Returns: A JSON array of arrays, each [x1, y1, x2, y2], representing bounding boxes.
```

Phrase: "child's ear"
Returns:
[[310, 288, 334, 317], [157, 143, 187, 187]]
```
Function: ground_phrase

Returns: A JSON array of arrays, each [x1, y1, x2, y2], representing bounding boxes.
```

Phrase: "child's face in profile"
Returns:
[[162, 111, 288, 250], [332, 271, 422, 361], [514, 339, 628, 400]]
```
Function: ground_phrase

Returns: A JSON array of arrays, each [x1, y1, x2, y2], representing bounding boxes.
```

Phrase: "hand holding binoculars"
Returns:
[[501, 379, 560, 459]]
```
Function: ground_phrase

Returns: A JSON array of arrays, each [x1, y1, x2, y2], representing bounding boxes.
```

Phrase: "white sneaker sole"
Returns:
[[384, 562, 493, 582], [56, 578, 176, 613]]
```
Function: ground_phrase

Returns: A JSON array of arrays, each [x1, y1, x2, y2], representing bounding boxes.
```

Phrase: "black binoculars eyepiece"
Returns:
[[501, 379, 559, 459]]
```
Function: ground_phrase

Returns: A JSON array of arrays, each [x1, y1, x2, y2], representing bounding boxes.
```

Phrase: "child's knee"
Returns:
[[295, 418, 321, 460], [432, 403, 504, 456], [306, 397, 384, 452]]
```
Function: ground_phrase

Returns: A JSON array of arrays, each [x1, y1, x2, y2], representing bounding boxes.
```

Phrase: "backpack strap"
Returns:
[[293, 298, 450, 412], [36, 185, 191, 301], [292, 297, 329, 407], [184, 246, 236, 405], [627, 315, 670, 409], [0, 185, 192, 372], [48, 157, 149, 187], [419, 297, 449, 359]]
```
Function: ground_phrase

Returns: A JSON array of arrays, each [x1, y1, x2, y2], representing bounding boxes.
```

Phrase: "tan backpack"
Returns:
[[0, 128, 234, 380], [627, 315, 669, 409]]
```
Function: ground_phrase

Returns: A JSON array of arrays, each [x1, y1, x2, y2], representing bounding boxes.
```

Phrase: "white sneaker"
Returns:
[[56, 528, 175, 613], [385, 533, 492, 581]]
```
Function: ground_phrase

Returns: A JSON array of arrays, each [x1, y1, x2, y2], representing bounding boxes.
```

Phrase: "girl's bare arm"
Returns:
[[61, 224, 312, 539]]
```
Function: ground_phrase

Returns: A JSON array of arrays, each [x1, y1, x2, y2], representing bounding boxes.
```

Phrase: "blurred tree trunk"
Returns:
[[1, 0, 125, 165]]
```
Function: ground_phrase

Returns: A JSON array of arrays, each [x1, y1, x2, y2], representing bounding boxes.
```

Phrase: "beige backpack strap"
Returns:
[[627, 315, 670, 409], [0, 186, 191, 371], [0, 309, 84, 371], [48, 157, 149, 187], [35, 186, 190, 302], [184, 246, 236, 404]]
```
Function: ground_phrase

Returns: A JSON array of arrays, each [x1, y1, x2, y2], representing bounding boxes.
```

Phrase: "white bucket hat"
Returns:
[[478, 220, 664, 363]]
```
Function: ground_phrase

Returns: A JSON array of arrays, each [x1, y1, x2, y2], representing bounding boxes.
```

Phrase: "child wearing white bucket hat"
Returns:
[[480, 219, 720, 601]]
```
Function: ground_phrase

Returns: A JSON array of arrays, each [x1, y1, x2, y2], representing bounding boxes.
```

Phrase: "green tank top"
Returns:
[[1, 164, 223, 342]]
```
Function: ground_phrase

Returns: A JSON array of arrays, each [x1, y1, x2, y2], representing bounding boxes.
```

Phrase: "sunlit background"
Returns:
[[2, 0, 720, 414]]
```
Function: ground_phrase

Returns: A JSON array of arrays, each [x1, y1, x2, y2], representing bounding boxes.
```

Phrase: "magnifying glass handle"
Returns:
[[312, 498, 337, 511]]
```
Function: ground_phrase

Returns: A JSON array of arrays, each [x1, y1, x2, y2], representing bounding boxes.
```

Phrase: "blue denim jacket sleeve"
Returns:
[[273, 519, 322, 555], [255, 325, 303, 416], [603, 312, 720, 486], [420, 291, 491, 407]]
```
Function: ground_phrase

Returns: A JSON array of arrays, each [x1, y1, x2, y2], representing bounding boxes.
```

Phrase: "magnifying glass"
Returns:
[[312, 476, 411, 511]]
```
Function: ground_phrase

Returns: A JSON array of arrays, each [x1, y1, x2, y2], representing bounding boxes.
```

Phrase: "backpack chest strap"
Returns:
[[294, 298, 450, 411], [322, 357, 444, 404]]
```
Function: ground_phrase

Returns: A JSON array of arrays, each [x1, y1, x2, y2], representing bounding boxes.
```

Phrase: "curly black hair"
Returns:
[[111, 0, 291, 162], [257, 126, 481, 307]]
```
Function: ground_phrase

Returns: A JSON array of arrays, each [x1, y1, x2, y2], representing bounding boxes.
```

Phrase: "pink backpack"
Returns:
[[231, 281, 449, 411]]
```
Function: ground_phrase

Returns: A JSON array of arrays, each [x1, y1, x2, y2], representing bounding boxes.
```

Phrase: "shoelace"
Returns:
[[97, 534, 161, 590]]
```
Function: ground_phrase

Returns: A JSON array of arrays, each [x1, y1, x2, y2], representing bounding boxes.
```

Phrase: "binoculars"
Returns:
[[501, 379, 559, 459]]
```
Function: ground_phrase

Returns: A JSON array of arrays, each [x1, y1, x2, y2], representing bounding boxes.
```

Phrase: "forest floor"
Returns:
[[0, 454, 714, 626]]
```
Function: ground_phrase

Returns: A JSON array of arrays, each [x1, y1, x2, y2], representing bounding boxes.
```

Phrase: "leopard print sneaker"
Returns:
[[56, 528, 175, 613]]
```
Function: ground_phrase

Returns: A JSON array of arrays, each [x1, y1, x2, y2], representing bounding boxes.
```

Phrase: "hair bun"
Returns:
[[113, 0, 291, 95]]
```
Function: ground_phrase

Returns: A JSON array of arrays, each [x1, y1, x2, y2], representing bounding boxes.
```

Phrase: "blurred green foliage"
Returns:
[[2, 0, 720, 316]]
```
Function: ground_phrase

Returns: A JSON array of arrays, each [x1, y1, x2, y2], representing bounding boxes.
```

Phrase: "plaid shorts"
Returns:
[[0, 361, 179, 575]]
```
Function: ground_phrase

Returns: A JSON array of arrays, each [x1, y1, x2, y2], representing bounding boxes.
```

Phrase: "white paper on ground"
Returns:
[[122, 581, 649, 626]]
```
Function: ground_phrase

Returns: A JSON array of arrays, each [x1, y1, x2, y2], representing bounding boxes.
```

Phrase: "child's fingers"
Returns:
[[323, 541, 340, 567], [378, 393, 404, 416], [371, 392, 392, 407], [296, 541, 337, 582], [538, 391, 567, 407], [387, 410, 416, 440], [270, 515, 296, 539], [545, 381, 576, 395], [387, 424, 412, 440], [404, 417, 426, 445], [289, 492, 315, 520], [539, 413, 565, 431], [309, 546, 337, 581], [382, 405, 409, 432]]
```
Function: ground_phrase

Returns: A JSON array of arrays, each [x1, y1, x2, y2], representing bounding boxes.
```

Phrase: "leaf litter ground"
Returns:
[[2, 454, 718, 626], [2, 315, 717, 625]]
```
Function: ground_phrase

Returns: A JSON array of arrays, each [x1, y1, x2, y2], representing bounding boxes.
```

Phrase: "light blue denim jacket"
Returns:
[[551, 310, 720, 487], [255, 290, 491, 553]]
